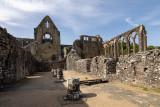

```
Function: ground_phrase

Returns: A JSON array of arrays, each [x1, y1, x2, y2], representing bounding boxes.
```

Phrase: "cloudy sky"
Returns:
[[0, 0, 160, 46]]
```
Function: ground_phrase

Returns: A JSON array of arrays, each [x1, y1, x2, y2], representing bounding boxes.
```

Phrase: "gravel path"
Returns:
[[0, 71, 160, 107]]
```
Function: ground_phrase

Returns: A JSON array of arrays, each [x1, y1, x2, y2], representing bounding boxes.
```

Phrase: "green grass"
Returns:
[[122, 82, 160, 93], [154, 89, 160, 93], [142, 87, 150, 91]]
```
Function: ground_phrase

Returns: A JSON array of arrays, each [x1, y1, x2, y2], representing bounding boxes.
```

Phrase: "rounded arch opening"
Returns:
[[130, 32, 139, 54], [42, 33, 53, 43]]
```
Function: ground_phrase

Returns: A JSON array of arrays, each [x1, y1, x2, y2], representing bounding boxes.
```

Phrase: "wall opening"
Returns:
[[46, 21, 50, 28], [135, 35, 139, 53], [42, 34, 53, 43], [144, 68, 148, 72]]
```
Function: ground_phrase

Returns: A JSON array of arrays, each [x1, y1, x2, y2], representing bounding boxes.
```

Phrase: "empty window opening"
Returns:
[[84, 37, 88, 41], [46, 21, 50, 28], [42, 34, 53, 43], [44, 34, 51, 39], [144, 68, 148, 72]]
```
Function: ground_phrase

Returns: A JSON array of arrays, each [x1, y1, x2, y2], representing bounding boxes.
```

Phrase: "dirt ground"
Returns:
[[0, 70, 160, 107]]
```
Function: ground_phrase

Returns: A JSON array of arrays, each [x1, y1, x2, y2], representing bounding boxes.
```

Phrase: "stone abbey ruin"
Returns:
[[0, 15, 160, 90]]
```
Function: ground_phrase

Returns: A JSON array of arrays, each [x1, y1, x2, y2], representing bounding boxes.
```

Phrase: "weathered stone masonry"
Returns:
[[67, 25, 160, 90], [103, 25, 147, 58], [67, 49, 160, 90], [73, 35, 104, 59], [0, 26, 38, 89], [116, 49, 160, 89], [67, 49, 117, 78]]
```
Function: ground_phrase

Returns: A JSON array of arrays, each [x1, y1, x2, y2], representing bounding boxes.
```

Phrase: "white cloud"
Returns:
[[125, 17, 139, 27], [46, 0, 124, 34], [4, 21, 21, 26], [0, 0, 124, 32], [150, 21, 160, 26], [0, 7, 22, 22], [2, 0, 48, 12]]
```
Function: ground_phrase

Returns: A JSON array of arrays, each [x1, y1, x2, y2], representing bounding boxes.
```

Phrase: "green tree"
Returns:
[[147, 45, 155, 50]]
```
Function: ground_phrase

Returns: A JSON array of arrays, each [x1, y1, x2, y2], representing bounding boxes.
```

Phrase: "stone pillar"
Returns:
[[126, 38, 130, 55], [138, 25, 144, 52], [111, 45, 114, 57], [132, 37, 136, 54], [107, 46, 109, 57], [110, 45, 113, 57], [143, 32, 147, 51], [103, 44, 107, 56], [121, 41, 124, 56], [108, 45, 110, 57], [114, 40, 117, 58], [104, 47, 107, 56], [117, 41, 120, 57]]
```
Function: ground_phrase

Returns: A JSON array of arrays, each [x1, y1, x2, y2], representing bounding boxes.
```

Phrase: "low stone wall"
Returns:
[[76, 58, 91, 73], [0, 26, 38, 89], [67, 49, 160, 90], [66, 49, 117, 78], [43, 59, 66, 72], [90, 56, 117, 78], [116, 49, 160, 90]]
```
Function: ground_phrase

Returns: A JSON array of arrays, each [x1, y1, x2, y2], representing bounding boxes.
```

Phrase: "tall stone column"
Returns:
[[107, 46, 109, 57], [104, 46, 107, 56], [112, 45, 114, 57], [117, 41, 120, 57], [108, 45, 111, 57], [103, 44, 107, 56], [126, 38, 130, 55], [121, 41, 124, 56], [138, 25, 144, 52], [111, 45, 113, 57], [143, 32, 147, 51], [132, 37, 136, 54], [114, 40, 117, 58], [104, 47, 107, 56]]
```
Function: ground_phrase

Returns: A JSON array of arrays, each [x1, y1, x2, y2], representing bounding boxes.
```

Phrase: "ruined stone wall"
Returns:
[[16, 38, 34, 47], [76, 58, 91, 73], [116, 49, 160, 89], [61, 45, 72, 59], [0, 26, 38, 89], [67, 48, 160, 90], [66, 49, 117, 78], [66, 49, 81, 71], [103, 25, 147, 58], [90, 56, 117, 78], [73, 35, 104, 59], [33, 16, 61, 61], [43, 59, 66, 72]]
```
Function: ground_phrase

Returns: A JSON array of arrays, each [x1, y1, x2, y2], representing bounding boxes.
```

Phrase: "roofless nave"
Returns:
[[1, 16, 160, 92]]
